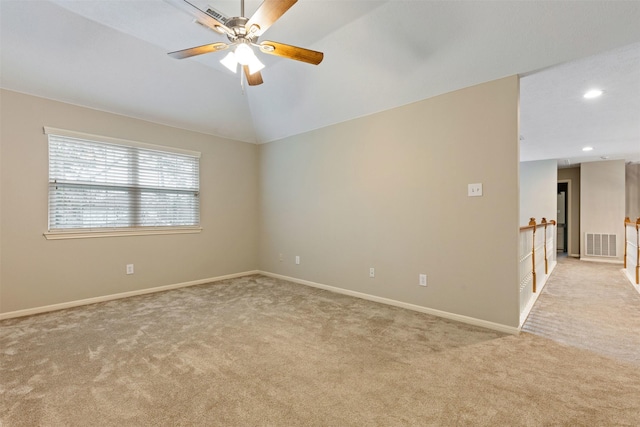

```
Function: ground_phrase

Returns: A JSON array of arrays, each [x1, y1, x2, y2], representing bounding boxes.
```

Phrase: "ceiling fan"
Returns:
[[167, 0, 324, 86]]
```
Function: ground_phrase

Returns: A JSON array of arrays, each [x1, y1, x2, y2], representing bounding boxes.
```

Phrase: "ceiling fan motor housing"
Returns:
[[225, 17, 254, 42]]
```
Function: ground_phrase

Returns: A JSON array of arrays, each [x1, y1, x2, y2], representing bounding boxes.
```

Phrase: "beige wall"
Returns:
[[0, 90, 259, 314], [259, 76, 521, 327], [520, 160, 557, 226], [2, 77, 522, 328], [557, 166, 581, 257], [581, 160, 625, 262]]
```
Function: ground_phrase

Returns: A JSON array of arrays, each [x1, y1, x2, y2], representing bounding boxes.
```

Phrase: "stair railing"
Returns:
[[519, 218, 556, 324]]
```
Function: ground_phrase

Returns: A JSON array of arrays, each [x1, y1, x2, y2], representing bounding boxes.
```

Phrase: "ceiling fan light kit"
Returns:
[[167, 0, 324, 86], [220, 42, 265, 75]]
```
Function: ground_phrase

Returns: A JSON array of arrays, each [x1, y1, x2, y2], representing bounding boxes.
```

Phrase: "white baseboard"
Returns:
[[0, 270, 259, 321], [259, 271, 520, 335], [2, 270, 523, 335], [580, 257, 623, 265]]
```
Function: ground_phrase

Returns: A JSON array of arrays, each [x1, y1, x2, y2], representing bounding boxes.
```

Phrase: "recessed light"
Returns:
[[582, 146, 594, 152], [584, 89, 603, 99]]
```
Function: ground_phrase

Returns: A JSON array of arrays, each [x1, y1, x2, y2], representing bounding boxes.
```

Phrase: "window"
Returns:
[[45, 127, 201, 239]]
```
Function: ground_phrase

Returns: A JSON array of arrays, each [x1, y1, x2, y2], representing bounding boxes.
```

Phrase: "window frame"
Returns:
[[43, 127, 202, 240]]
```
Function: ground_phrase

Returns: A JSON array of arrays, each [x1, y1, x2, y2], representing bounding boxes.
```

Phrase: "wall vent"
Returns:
[[585, 233, 617, 257]]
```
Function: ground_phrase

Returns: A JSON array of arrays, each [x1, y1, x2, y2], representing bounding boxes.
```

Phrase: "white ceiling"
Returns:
[[520, 42, 640, 167], [1, 0, 639, 166]]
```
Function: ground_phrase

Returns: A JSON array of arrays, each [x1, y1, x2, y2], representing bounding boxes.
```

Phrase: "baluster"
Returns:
[[542, 218, 548, 274], [529, 218, 536, 293]]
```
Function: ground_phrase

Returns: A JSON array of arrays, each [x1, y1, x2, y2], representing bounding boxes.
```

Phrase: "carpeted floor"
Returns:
[[523, 255, 640, 366], [1, 262, 640, 426]]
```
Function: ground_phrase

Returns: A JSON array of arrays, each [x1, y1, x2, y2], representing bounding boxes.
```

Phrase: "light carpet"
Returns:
[[523, 255, 640, 366], [2, 271, 640, 426]]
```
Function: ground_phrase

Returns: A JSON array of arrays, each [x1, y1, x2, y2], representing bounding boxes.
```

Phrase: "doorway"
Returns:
[[557, 182, 568, 254]]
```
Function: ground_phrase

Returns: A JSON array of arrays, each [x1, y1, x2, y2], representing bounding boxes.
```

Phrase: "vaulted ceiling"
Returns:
[[2, 0, 639, 165]]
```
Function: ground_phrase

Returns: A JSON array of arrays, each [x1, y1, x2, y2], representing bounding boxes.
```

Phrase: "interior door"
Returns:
[[557, 191, 566, 252]]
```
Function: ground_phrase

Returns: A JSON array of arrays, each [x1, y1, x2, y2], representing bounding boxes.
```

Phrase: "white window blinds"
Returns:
[[47, 129, 200, 231]]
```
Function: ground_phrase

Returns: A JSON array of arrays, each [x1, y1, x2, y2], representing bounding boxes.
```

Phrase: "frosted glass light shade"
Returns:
[[220, 52, 238, 73], [234, 44, 254, 66], [247, 56, 265, 75]]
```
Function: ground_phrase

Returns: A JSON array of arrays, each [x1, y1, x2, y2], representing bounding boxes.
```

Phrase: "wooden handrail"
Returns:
[[519, 225, 536, 231], [519, 218, 556, 232]]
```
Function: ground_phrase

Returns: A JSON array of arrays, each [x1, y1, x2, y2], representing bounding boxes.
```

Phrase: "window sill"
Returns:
[[43, 227, 203, 240]]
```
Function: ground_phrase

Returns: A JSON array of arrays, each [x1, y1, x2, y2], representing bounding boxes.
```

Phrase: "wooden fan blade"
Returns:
[[259, 41, 323, 65], [168, 42, 228, 59], [243, 66, 264, 86], [246, 0, 297, 36], [166, 0, 232, 35]]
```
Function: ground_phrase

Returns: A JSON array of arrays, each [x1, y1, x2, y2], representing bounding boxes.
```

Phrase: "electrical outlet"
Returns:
[[468, 183, 483, 197], [419, 274, 427, 287], [126, 264, 134, 275], [369, 267, 375, 278], [295, 256, 300, 265], [279, 253, 283, 262]]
